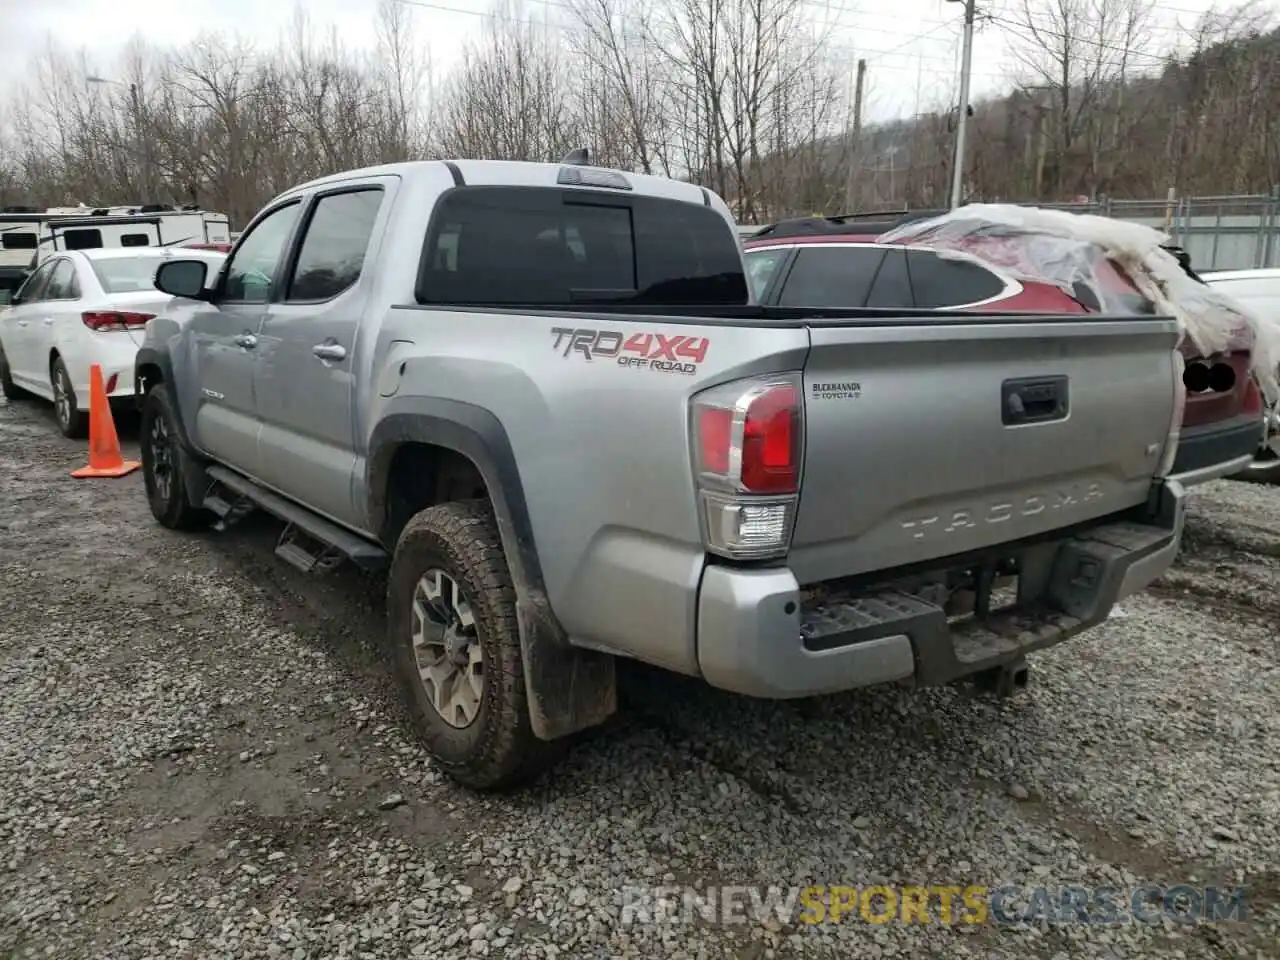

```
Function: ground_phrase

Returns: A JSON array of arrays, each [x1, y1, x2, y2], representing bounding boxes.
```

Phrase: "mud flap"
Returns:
[[516, 590, 617, 741]]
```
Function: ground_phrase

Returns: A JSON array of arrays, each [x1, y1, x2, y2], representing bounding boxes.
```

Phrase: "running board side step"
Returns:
[[203, 490, 255, 532], [204, 465, 388, 571]]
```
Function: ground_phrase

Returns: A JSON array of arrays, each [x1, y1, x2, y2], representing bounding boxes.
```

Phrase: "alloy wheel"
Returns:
[[411, 568, 483, 728], [148, 413, 173, 502], [53, 367, 71, 430]]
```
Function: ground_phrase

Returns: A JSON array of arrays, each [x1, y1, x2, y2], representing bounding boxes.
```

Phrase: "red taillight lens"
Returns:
[[1244, 377, 1262, 414], [82, 310, 155, 332], [105, 373, 119, 394], [698, 407, 732, 475], [741, 384, 799, 493], [692, 377, 803, 495]]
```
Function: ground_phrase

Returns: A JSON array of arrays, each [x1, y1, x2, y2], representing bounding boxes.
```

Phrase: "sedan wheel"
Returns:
[[50, 358, 88, 439]]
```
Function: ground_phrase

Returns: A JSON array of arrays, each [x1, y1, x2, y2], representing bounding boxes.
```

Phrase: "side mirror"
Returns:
[[155, 259, 211, 300]]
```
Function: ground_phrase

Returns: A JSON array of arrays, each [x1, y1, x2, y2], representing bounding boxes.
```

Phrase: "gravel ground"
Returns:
[[1, 392, 1278, 960]]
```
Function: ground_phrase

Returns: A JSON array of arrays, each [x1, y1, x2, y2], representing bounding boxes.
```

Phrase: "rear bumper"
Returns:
[[1170, 413, 1264, 487], [695, 481, 1185, 699]]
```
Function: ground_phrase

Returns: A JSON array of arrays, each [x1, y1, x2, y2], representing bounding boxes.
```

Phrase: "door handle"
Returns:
[[42, 318, 54, 326], [16, 320, 27, 327], [235, 334, 258, 349], [1002, 376, 1069, 425], [312, 342, 347, 361]]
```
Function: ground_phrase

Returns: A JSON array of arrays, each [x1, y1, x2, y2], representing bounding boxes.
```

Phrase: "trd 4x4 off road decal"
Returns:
[[550, 327, 709, 375]]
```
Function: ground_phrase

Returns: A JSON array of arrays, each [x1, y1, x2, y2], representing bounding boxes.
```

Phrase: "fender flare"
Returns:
[[366, 397, 616, 740], [366, 399, 542, 589]]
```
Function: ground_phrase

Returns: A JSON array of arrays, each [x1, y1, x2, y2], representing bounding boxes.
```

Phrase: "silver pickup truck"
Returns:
[[135, 156, 1187, 789]]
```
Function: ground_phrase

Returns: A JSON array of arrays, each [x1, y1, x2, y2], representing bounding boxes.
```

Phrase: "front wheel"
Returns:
[[140, 385, 211, 530], [387, 500, 561, 790]]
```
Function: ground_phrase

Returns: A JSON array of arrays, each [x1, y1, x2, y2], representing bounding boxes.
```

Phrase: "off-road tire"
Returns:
[[387, 499, 562, 790], [0, 344, 26, 401], [51, 357, 88, 438], [140, 385, 212, 531]]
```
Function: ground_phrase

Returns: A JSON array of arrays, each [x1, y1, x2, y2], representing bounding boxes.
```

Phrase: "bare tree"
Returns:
[[0, 0, 1274, 225]]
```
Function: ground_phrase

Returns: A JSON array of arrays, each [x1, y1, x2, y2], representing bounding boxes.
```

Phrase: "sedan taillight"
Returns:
[[82, 310, 155, 332]]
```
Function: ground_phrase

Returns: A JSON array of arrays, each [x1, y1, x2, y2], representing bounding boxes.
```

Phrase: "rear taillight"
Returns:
[[82, 310, 154, 332], [691, 374, 803, 560]]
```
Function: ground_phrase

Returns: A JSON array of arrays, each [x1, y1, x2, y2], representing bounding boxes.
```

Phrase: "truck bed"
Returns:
[[386, 300, 1180, 681]]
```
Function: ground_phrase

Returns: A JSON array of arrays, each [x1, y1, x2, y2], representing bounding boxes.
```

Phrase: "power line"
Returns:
[[988, 13, 1184, 66]]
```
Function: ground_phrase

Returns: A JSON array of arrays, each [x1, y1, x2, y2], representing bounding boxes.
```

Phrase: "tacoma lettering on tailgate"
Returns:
[[550, 327, 709, 375], [900, 483, 1107, 541]]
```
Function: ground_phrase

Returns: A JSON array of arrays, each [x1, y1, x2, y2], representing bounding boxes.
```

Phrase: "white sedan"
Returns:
[[0, 247, 226, 437]]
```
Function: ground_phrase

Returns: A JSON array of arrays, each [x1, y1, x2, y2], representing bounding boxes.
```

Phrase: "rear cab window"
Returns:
[[417, 187, 747, 305]]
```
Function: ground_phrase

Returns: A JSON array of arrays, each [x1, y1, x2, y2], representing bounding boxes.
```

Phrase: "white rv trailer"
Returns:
[[0, 204, 231, 302]]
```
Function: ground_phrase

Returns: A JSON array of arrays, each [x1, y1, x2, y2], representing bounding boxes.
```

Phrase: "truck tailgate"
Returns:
[[789, 316, 1180, 585]]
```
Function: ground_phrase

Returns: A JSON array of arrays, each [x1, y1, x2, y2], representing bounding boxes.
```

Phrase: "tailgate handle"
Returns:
[[1002, 376, 1068, 425]]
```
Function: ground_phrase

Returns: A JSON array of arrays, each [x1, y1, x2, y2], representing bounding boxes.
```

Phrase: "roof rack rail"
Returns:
[[747, 208, 947, 241]]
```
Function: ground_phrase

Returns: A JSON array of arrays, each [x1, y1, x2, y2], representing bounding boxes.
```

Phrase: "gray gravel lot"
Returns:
[[1, 393, 1278, 960]]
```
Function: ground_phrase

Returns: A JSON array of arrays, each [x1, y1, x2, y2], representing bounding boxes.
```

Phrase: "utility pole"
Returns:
[[1034, 104, 1049, 199], [947, 0, 977, 210], [129, 83, 154, 201], [844, 59, 867, 210]]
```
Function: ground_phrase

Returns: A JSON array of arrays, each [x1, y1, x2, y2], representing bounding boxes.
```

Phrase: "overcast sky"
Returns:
[[0, 0, 1238, 124]]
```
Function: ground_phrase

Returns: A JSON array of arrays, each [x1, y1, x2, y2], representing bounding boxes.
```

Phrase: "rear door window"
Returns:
[[743, 248, 789, 300], [905, 250, 1006, 308], [865, 247, 913, 307], [417, 187, 747, 305], [285, 188, 384, 301], [777, 246, 886, 308], [45, 259, 80, 300]]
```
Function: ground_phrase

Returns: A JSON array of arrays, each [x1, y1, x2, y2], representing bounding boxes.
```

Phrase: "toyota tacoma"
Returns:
[[134, 157, 1188, 789]]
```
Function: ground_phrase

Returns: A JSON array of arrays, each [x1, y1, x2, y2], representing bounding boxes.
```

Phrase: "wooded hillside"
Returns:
[[0, 0, 1274, 226]]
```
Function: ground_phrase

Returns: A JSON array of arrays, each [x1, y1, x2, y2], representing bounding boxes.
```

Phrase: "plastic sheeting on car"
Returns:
[[879, 203, 1280, 402]]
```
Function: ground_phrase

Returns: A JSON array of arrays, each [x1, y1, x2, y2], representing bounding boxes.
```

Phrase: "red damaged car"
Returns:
[[742, 211, 1263, 487]]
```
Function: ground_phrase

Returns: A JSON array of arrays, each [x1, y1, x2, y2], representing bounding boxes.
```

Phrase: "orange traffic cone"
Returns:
[[70, 363, 141, 479]]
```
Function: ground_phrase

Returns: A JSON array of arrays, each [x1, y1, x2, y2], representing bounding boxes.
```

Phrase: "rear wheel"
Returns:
[[140, 385, 211, 530], [51, 357, 88, 439], [0, 343, 26, 402], [387, 499, 561, 790]]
